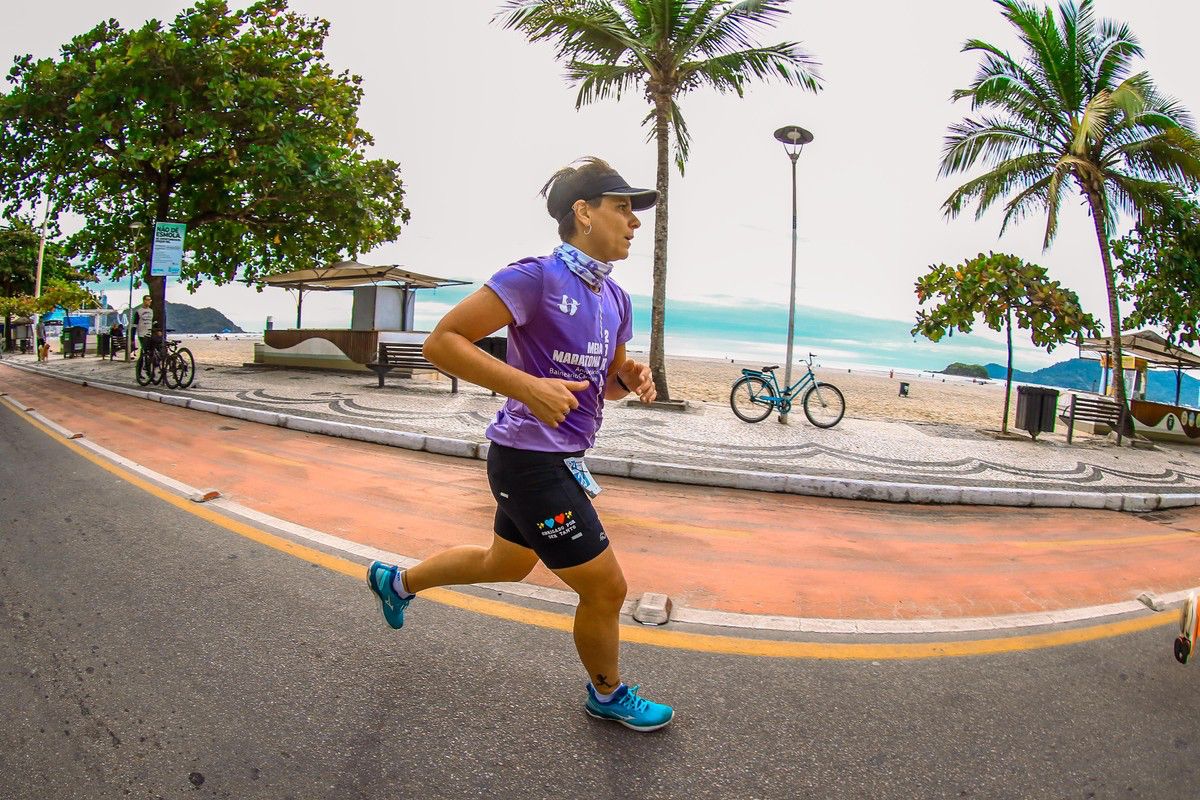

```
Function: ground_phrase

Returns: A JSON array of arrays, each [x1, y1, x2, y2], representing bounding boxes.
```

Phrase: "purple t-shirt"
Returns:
[[485, 253, 634, 452]]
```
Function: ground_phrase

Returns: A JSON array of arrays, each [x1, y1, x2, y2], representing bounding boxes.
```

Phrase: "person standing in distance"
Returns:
[[133, 294, 155, 355], [366, 157, 673, 732]]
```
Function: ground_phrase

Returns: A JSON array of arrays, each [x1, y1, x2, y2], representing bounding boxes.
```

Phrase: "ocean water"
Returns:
[[90, 278, 1052, 374], [412, 284, 1046, 375]]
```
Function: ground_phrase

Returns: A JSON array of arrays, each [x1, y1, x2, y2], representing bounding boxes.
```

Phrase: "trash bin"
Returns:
[[898, 381, 910, 397], [64, 325, 87, 358], [1015, 385, 1060, 439], [97, 332, 111, 357]]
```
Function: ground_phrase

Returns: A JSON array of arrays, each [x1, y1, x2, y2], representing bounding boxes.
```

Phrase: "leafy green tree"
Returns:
[[0, 0, 409, 333], [0, 220, 87, 349], [498, 0, 821, 400], [913, 252, 1100, 434], [0, 281, 100, 322], [939, 0, 1200, 431], [1113, 195, 1200, 346]]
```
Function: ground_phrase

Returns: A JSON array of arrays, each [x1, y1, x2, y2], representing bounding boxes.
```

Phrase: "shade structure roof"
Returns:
[[260, 260, 470, 292], [1079, 329, 1200, 370]]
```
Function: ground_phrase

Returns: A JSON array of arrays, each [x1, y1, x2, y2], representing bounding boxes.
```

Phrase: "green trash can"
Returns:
[[65, 325, 88, 357]]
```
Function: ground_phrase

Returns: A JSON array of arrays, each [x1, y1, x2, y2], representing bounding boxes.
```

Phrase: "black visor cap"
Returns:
[[548, 170, 658, 221]]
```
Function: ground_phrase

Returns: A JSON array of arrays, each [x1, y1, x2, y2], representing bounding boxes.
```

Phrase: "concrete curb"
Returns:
[[6, 361, 1200, 512], [9, 389, 1192, 637]]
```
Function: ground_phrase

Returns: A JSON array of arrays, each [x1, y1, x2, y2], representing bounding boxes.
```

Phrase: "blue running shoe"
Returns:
[[367, 561, 412, 629], [585, 683, 673, 731]]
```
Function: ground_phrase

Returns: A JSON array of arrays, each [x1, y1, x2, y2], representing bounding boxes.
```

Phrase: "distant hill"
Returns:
[[942, 362, 989, 379], [164, 302, 244, 334], [984, 358, 1200, 405]]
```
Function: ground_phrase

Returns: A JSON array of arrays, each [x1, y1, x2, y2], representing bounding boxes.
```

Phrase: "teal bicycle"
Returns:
[[729, 353, 845, 427]]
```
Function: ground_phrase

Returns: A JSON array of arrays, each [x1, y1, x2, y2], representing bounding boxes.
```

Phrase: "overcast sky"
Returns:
[[4, 0, 1200, 337]]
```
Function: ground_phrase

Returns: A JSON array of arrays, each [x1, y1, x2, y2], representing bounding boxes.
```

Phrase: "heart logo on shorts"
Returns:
[[555, 513, 566, 525], [544, 518, 556, 529]]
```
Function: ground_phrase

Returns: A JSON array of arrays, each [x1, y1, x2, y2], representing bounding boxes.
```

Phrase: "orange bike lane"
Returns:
[[4, 364, 1199, 621]]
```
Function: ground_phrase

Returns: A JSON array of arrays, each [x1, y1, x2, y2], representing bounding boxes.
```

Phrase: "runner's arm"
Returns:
[[423, 286, 589, 428], [605, 344, 656, 403]]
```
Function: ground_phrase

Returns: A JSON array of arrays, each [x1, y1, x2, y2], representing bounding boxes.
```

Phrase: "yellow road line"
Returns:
[[1, 396, 1177, 660]]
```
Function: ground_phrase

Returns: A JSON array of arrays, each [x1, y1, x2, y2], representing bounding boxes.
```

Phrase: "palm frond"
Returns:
[[1091, 18, 1140, 91], [995, 0, 1075, 111], [939, 116, 1056, 177], [941, 151, 1054, 220], [1108, 72, 1151, 121], [1071, 88, 1117, 154], [956, 38, 1066, 126], [495, 1, 640, 63], [642, 0, 685, 45], [570, 60, 645, 106], [997, 174, 1052, 237], [670, 98, 691, 173], [613, 0, 652, 36], [500, 0, 820, 172], [1061, 0, 1090, 105], [638, 98, 691, 174], [683, 43, 820, 97], [1108, 128, 1200, 187], [1037, 160, 1072, 246], [674, 0, 726, 51], [1105, 171, 1182, 228], [686, 0, 794, 58]]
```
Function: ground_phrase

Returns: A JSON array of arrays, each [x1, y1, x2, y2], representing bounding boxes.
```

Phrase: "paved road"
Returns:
[[2, 367, 1199, 621], [3, 396, 1199, 798]]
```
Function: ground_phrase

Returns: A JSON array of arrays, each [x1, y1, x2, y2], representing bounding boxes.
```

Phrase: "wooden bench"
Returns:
[[1062, 393, 1124, 443], [366, 342, 458, 392], [107, 328, 130, 360]]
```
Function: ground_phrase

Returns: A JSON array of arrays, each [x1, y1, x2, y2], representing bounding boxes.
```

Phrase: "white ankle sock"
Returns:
[[591, 683, 624, 703], [392, 570, 414, 598]]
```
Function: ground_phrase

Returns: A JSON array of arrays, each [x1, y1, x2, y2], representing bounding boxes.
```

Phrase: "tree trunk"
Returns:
[[649, 95, 671, 401], [3, 312, 12, 352], [1085, 189, 1132, 441], [149, 193, 172, 339], [1002, 308, 1013, 434]]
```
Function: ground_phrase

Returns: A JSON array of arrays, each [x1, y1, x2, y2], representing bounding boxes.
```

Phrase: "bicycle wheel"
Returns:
[[730, 376, 775, 423], [803, 383, 845, 428], [167, 347, 195, 389], [135, 350, 157, 386]]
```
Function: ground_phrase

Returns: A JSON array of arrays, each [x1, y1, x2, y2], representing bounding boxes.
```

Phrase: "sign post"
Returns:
[[149, 222, 186, 336]]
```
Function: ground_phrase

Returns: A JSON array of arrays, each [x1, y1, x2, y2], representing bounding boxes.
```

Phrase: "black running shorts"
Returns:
[[486, 442, 609, 570]]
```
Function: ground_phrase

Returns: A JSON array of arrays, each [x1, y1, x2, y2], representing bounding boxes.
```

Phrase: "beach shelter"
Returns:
[[261, 260, 469, 328], [1078, 329, 1200, 405]]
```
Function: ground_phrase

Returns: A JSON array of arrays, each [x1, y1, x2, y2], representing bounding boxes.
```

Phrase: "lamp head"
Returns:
[[773, 125, 814, 156]]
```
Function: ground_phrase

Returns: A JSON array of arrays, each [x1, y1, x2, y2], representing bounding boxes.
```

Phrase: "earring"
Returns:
[[584, 224, 592, 236]]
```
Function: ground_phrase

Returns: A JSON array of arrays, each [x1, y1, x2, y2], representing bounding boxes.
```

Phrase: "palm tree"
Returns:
[[497, 0, 820, 401], [941, 0, 1200, 433]]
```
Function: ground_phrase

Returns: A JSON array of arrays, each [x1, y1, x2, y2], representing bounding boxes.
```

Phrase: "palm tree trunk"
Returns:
[[1002, 308, 1013, 434], [1085, 190, 1131, 441], [649, 95, 671, 401]]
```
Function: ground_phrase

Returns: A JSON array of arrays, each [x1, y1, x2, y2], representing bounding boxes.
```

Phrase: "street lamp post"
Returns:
[[126, 222, 144, 361], [773, 124, 813, 424], [31, 184, 52, 360]]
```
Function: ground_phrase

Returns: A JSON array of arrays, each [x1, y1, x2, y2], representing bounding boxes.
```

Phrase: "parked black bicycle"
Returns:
[[135, 332, 195, 389]]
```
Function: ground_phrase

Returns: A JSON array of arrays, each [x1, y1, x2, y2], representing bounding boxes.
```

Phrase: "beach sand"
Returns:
[[179, 335, 1012, 430]]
